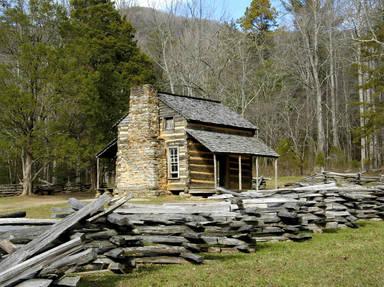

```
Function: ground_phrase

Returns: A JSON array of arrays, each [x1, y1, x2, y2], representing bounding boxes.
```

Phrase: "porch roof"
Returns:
[[96, 138, 117, 159], [186, 129, 279, 158]]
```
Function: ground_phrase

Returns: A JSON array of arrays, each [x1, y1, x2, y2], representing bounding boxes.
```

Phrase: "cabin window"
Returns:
[[164, 117, 174, 131], [168, 147, 179, 179]]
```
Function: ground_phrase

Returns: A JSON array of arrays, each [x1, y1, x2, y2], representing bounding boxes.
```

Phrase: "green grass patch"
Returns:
[[79, 221, 384, 287], [266, 176, 305, 189], [0, 192, 95, 218]]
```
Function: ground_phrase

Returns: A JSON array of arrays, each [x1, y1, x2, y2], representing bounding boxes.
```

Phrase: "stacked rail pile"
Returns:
[[110, 202, 256, 255], [0, 197, 256, 287], [300, 171, 384, 186], [338, 186, 384, 220], [0, 184, 23, 197], [216, 183, 384, 242], [1, 184, 384, 286], [227, 184, 357, 242]]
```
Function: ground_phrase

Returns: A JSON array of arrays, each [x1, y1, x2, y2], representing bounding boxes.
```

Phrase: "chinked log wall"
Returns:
[[188, 138, 215, 191], [159, 100, 189, 192]]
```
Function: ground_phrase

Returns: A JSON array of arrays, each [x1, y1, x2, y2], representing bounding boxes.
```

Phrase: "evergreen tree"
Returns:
[[360, 10, 384, 168], [239, 0, 277, 34], [69, 0, 155, 140], [62, 0, 156, 187], [0, 0, 69, 195]]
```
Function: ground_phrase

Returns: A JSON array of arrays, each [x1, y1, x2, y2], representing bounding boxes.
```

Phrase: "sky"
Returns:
[[127, 0, 289, 24]]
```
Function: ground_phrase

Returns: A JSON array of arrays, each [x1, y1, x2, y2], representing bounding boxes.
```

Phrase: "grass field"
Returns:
[[266, 176, 304, 189], [79, 221, 384, 287], [0, 192, 95, 218]]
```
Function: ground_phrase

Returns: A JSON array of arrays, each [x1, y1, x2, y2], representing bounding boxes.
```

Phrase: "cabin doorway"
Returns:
[[216, 154, 229, 189]]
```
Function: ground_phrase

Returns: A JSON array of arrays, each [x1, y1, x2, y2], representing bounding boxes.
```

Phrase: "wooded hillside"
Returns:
[[0, 0, 383, 194], [120, 1, 384, 175]]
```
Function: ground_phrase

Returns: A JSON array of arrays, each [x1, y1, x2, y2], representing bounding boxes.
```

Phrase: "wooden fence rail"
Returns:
[[0, 184, 23, 197]]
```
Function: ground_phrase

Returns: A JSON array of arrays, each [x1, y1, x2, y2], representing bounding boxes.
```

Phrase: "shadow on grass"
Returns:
[[79, 252, 252, 287], [202, 252, 245, 261], [356, 220, 376, 228], [79, 266, 166, 287], [80, 274, 122, 287]]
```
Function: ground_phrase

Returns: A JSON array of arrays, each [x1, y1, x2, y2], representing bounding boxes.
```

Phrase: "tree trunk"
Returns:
[[52, 160, 57, 184], [328, 10, 339, 149], [21, 150, 33, 196], [300, 2, 325, 156], [90, 162, 97, 191], [299, 157, 304, 176], [7, 159, 13, 184], [357, 44, 366, 171], [312, 10, 325, 155]]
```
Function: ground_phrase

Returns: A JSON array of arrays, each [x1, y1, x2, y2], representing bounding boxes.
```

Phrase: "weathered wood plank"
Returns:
[[14, 279, 53, 287], [54, 276, 81, 287], [117, 202, 230, 214], [180, 252, 204, 264], [0, 218, 59, 225], [0, 239, 17, 254], [0, 225, 52, 243], [40, 248, 97, 276], [0, 194, 111, 270], [119, 246, 187, 257], [87, 194, 132, 223], [133, 225, 191, 235], [68, 198, 85, 211], [0, 237, 82, 286]]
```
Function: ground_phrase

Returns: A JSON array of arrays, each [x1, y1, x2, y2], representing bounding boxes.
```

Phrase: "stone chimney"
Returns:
[[115, 85, 160, 195]]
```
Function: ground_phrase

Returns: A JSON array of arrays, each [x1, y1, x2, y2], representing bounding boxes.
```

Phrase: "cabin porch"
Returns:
[[95, 139, 117, 195], [213, 153, 278, 191], [187, 128, 279, 195]]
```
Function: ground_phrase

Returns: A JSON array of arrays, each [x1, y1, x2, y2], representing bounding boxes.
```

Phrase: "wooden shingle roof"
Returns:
[[158, 93, 257, 130], [186, 129, 278, 157]]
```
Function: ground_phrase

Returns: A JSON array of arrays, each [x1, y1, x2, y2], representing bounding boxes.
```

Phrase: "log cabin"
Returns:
[[96, 85, 279, 196]]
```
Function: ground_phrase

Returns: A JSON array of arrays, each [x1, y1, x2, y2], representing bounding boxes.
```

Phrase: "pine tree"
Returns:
[[360, 11, 384, 168], [239, 0, 277, 34], [63, 0, 156, 187]]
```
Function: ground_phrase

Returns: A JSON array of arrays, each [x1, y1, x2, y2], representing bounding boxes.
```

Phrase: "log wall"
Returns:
[[187, 138, 215, 192], [187, 122, 255, 136], [159, 101, 189, 192], [227, 155, 252, 190]]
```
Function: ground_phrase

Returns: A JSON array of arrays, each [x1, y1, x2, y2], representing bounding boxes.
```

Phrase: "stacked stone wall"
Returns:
[[115, 85, 161, 194]]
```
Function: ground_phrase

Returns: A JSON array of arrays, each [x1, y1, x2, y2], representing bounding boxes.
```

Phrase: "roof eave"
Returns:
[[187, 119, 258, 132], [96, 138, 118, 158]]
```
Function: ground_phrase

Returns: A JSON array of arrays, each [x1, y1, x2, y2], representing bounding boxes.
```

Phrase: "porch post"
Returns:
[[96, 157, 100, 191], [238, 155, 242, 191], [274, 158, 278, 189], [255, 156, 259, 191], [213, 153, 217, 190]]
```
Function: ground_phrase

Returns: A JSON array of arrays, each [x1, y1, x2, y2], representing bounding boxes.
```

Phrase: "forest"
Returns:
[[0, 0, 383, 195]]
